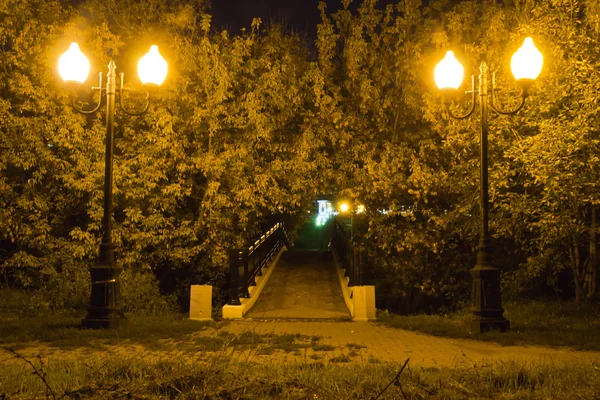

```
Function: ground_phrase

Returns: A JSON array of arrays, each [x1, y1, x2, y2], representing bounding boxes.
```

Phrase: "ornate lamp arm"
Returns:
[[117, 73, 150, 116], [72, 72, 104, 114], [446, 75, 477, 120], [489, 72, 526, 115]]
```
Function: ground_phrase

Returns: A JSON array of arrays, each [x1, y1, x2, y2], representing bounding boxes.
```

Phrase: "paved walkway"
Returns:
[[3, 320, 599, 368], [246, 250, 351, 320], [220, 320, 600, 366]]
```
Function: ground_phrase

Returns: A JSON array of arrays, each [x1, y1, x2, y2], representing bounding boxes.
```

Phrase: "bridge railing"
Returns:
[[227, 221, 291, 305], [331, 218, 367, 287]]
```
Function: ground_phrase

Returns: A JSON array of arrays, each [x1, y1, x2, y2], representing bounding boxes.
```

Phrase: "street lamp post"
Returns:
[[434, 37, 543, 333], [338, 202, 352, 239], [58, 42, 168, 329], [338, 202, 366, 286]]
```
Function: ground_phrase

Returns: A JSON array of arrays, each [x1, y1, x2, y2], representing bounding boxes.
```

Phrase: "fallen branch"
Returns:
[[373, 357, 409, 400], [9, 348, 57, 400]]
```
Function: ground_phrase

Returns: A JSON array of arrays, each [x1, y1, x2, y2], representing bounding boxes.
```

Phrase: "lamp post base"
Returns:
[[468, 264, 510, 333], [82, 313, 127, 329], [81, 264, 126, 329], [468, 316, 510, 333]]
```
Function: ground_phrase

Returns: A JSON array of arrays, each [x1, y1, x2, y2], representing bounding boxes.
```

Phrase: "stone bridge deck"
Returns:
[[245, 250, 351, 320]]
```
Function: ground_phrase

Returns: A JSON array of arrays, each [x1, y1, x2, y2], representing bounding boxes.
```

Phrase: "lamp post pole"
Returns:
[[82, 60, 124, 329], [469, 62, 509, 334], [59, 43, 168, 329], [434, 38, 543, 333], [442, 63, 514, 333]]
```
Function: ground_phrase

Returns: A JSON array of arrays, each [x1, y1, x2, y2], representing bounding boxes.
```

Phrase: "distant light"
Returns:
[[138, 45, 168, 85], [315, 215, 327, 227], [339, 203, 349, 213], [356, 204, 365, 214], [58, 42, 90, 84]]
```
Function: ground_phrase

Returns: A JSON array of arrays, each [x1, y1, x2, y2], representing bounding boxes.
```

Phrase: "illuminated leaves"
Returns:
[[1, 0, 321, 301]]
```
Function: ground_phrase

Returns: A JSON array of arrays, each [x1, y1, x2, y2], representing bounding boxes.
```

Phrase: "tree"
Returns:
[[1, 0, 321, 310], [314, 0, 600, 309], [492, 0, 600, 302], [0, 0, 95, 304]]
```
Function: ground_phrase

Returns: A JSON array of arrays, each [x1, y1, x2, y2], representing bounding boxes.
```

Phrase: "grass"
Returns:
[[329, 354, 351, 363], [312, 344, 336, 352], [3, 288, 599, 397], [377, 300, 600, 351], [246, 333, 315, 354], [2, 294, 600, 397], [0, 307, 345, 367], [368, 354, 381, 364], [0, 312, 221, 350], [346, 342, 366, 350], [1, 351, 598, 399]]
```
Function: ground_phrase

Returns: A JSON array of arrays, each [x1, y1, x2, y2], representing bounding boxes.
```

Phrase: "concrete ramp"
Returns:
[[245, 250, 351, 320]]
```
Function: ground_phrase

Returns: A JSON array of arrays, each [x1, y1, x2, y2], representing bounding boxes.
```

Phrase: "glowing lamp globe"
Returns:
[[138, 45, 168, 85], [511, 37, 543, 81], [434, 51, 464, 90], [339, 203, 349, 213], [58, 42, 90, 83]]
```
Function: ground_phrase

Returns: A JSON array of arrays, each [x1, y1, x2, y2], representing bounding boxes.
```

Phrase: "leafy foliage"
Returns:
[[0, 0, 320, 311], [314, 0, 600, 310]]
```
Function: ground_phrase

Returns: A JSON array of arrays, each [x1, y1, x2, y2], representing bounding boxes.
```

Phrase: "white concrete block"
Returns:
[[189, 285, 213, 321], [352, 285, 376, 321], [222, 304, 244, 319]]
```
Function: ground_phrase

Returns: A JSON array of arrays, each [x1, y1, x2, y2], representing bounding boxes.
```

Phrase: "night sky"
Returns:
[[211, 0, 325, 37], [210, 0, 401, 39]]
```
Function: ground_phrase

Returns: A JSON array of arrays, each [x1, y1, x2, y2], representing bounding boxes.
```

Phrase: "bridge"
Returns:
[[217, 217, 376, 321]]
